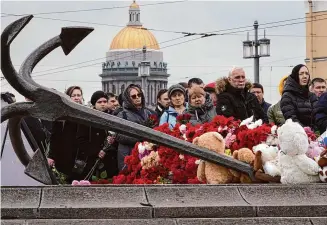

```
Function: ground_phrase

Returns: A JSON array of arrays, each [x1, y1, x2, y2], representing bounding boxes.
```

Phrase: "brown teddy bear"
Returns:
[[230, 148, 255, 183], [194, 132, 236, 184]]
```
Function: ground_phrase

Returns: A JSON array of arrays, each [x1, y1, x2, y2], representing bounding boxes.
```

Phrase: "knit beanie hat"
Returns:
[[91, 90, 108, 106], [278, 75, 289, 96], [290, 64, 309, 84], [168, 84, 186, 99], [189, 86, 205, 98]]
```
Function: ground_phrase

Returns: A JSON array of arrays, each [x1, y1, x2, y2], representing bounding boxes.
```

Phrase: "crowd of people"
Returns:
[[2, 63, 326, 182]]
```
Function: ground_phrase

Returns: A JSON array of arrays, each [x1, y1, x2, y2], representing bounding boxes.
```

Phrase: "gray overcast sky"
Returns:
[[1, 1, 309, 104]]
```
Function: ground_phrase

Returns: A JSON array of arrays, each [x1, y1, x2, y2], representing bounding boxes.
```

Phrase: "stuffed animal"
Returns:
[[230, 148, 255, 183], [277, 119, 320, 184], [194, 132, 235, 184], [317, 150, 327, 182], [253, 143, 281, 177], [306, 141, 324, 160]]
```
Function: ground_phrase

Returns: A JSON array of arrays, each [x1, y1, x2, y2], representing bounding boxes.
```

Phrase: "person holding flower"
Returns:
[[116, 84, 156, 171], [160, 84, 188, 129], [187, 86, 216, 125]]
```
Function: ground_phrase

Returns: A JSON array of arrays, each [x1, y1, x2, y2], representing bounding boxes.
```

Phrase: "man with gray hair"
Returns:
[[215, 67, 264, 121]]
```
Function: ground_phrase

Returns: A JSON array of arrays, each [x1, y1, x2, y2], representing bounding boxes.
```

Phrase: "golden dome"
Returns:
[[130, 1, 139, 9], [109, 26, 160, 50]]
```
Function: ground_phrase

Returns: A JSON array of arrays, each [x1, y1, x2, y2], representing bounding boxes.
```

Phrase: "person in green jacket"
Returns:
[[267, 75, 288, 126]]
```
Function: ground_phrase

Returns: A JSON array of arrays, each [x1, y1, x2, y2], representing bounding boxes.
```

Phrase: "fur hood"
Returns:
[[215, 77, 253, 94]]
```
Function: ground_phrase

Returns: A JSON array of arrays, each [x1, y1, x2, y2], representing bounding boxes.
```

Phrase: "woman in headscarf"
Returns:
[[159, 84, 188, 129], [47, 86, 84, 182], [187, 86, 216, 125], [116, 84, 156, 171], [281, 64, 318, 127]]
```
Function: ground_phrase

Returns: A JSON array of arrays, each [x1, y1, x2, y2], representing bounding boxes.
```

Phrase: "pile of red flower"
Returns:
[[113, 114, 276, 184]]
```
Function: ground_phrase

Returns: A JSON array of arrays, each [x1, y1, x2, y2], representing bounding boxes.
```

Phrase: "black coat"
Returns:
[[76, 124, 108, 178], [215, 78, 264, 121], [48, 121, 78, 176], [281, 76, 317, 127], [314, 92, 327, 134], [23, 117, 52, 152], [155, 104, 168, 119]]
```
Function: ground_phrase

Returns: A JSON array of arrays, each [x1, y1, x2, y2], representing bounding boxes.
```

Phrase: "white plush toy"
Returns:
[[253, 143, 281, 177], [277, 119, 320, 184]]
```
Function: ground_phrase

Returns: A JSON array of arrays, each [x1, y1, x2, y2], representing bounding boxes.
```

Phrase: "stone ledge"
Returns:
[[238, 184, 327, 217], [1, 184, 327, 219], [2, 218, 327, 225], [1, 187, 41, 219], [38, 186, 151, 219], [145, 186, 253, 218]]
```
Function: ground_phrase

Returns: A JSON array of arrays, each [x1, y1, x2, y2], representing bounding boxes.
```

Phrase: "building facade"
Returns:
[[100, 1, 169, 107], [305, 1, 327, 80]]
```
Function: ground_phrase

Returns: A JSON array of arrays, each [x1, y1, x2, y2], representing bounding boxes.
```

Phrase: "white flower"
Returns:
[[182, 133, 188, 141], [218, 126, 222, 132], [179, 124, 187, 134], [195, 159, 202, 165], [246, 119, 262, 129], [271, 125, 277, 134], [138, 143, 146, 154], [240, 116, 254, 126], [144, 141, 154, 151], [179, 154, 184, 160]]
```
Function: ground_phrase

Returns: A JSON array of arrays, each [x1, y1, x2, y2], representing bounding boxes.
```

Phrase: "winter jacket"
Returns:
[[281, 76, 318, 127], [22, 117, 52, 152], [187, 93, 217, 125], [267, 101, 285, 126], [261, 100, 271, 123], [116, 84, 155, 171], [155, 103, 168, 119], [48, 121, 79, 176], [314, 92, 327, 134], [159, 104, 188, 129], [215, 77, 264, 121], [76, 122, 108, 179]]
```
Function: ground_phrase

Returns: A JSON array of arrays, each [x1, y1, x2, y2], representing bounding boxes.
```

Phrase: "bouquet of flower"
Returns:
[[110, 115, 323, 185], [176, 113, 192, 125], [144, 114, 159, 128]]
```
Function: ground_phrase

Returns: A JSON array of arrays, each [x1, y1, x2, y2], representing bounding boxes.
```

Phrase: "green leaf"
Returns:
[[92, 175, 98, 181], [100, 170, 108, 179]]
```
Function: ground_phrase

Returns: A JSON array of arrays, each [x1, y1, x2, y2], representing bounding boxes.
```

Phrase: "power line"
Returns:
[[32, 36, 186, 75], [0, 1, 187, 16], [31, 36, 203, 78]]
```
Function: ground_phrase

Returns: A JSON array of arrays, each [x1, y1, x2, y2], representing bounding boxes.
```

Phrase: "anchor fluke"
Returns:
[[59, 27, 94, 55]]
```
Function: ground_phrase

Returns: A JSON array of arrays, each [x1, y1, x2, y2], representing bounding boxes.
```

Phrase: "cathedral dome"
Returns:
[[109, 1, 160, 50], [109, 26, 160, 50]]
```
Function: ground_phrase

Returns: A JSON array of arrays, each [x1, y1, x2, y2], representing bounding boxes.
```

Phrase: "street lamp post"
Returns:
[[242, 20, 271, 83], [138, 46, 150, 105]]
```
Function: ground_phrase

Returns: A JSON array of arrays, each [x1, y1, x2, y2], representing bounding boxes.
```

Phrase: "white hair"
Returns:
[[228, 66, 245, 77]]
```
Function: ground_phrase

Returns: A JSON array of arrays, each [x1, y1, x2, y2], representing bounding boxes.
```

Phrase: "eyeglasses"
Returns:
[[130, 93, 142, 99]]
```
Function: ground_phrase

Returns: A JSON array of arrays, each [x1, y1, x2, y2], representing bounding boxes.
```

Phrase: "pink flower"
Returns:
[[80, 180, 91, 185], [225, 133, 236, 148], [72, 180, 80, 185], [71, 180, 91, 185]]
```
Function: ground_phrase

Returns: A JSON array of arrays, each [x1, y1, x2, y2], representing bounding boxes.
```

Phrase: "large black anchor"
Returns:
[[1, 15, 255, 184]]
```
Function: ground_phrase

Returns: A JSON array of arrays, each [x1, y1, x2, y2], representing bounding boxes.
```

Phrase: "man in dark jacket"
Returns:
[[315, 92, 327, 134], [76, 91, 118, 180], [216, 67, 264, 121], [281, 64, 317, 127], [155, 89, 170, 118], [250, 83, 271, 123], [116, 84, 155, 171]]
